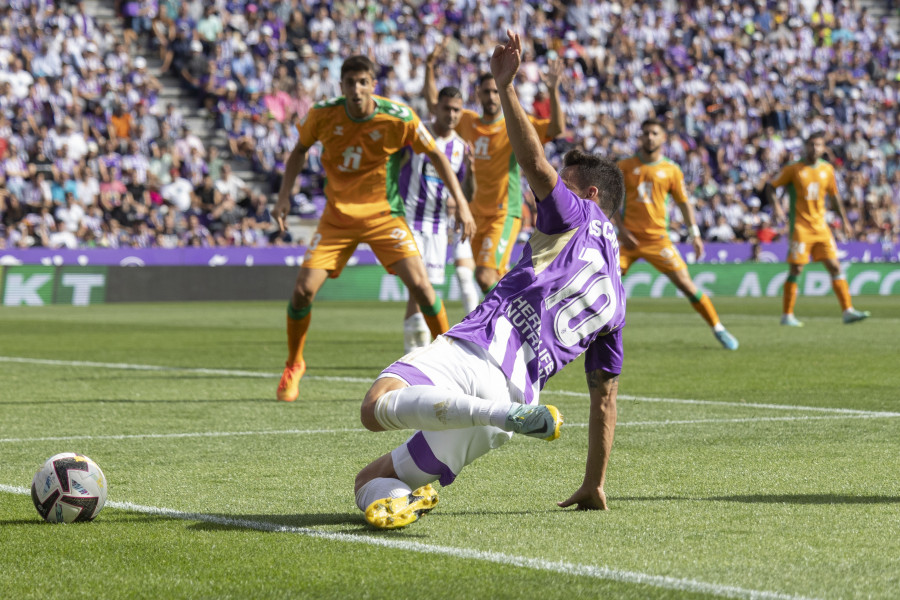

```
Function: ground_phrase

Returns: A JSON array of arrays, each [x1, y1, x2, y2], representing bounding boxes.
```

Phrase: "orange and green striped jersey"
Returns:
[[297, 95, 437, 224], [617, 155, 689, 238], [770, 159, 838, 237], [455, 109, 550, 219]]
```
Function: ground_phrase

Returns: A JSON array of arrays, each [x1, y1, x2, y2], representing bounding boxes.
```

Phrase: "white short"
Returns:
[[412, 229, 449, 285], [379, 336, 521, 488], [451, 229, 473, 262]]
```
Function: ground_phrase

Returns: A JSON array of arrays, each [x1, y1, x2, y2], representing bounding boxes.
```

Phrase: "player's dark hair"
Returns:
[[805, 130, 826, 143], [640, 118, 664, 131], [563, 149, 624, 215], [438, 86, 462, 101], [340, 55, 377, 80], [476, 73, 494, 87]]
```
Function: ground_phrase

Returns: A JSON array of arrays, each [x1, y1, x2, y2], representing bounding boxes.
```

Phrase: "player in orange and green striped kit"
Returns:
[[615, 119, 739, 350], [424, 44, 566, 293], [763, 131, 869, 327], [271, 55, 475, 402]]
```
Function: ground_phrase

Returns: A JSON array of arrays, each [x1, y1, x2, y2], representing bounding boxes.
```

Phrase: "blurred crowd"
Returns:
[[1, 0, 898, 251]]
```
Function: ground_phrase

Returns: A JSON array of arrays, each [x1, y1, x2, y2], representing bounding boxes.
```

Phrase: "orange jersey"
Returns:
[[617, 156, 689, 238], [455, 109, 549, 219], [770, 159, 838, 237], [297, 95, 437, 225]]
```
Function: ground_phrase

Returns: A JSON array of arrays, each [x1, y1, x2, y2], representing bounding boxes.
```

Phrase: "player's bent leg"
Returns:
[[354, 454, 439, 530], [360, 377, 409, 432]]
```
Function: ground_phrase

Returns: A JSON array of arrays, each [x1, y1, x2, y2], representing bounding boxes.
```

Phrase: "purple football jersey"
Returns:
[[447, 176, 626, 405]]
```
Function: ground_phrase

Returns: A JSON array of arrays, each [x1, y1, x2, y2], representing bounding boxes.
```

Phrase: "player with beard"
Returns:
[[272, 55, 475, 402], [425, 42, 566, 294], [616, 119, 739, 350]]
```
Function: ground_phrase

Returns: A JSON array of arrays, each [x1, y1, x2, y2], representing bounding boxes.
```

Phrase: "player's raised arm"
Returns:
[[491, 30, 557, 201], [427, 147, 476, 241], [542, 58, 566, 139], [274, 140, 309, 232], [558, 368, 618, 511], [423, 39, 447, 115]]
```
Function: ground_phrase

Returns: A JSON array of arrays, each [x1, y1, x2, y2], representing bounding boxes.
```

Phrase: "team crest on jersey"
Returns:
[[656, 170, 666, 179], [819, 171, 827, 179], [333, 125, 344, 136], [369, 129, 382, 141], [633, 168, 640, 175]]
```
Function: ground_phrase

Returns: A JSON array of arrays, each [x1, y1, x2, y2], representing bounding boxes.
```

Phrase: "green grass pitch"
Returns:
[[1, 296, 898, 599]]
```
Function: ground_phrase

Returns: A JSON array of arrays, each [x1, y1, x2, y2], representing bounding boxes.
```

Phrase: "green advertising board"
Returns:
[[1, 266, 107, 306], [313, 263, 900, 301]]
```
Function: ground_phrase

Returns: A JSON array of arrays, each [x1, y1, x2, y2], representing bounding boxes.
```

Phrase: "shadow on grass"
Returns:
[[184, 513, 430, 538], [618, 494, 900, 504]]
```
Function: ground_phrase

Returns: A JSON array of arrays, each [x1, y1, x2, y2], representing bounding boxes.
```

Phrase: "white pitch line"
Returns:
[[548, 390, 900, 417], [3, 355, 897, 418], [0, 428, 367, 444], [0, 483, 818, 600], [3, 413, 898, 445]]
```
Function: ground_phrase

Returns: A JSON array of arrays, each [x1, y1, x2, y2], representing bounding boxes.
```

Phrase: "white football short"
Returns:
[[379, 335, 522, 488], [412, 229, 449, 285], [451, 229, 473, 262]]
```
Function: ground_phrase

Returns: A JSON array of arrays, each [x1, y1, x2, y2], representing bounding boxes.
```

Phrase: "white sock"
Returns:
[[403, 314, 429, 352], [374, 385, 512, 431], [712, 323, 725, 332], [455, 266, 479, 314], [355, 477, 411, 511]]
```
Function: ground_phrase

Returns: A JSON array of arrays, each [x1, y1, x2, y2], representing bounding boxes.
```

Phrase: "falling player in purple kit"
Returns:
[[398, 86, 481, 351], [353, 30, 626, 529]]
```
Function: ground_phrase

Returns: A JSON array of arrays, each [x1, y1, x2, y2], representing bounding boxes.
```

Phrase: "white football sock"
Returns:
[[373, 385, 512, 432], [403, 313, 430, 352], [455, 266, 479, 314], [355, 477, 411, 512]]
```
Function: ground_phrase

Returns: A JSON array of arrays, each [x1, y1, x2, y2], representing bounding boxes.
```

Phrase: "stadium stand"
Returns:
[[0, 0, 897, 251]]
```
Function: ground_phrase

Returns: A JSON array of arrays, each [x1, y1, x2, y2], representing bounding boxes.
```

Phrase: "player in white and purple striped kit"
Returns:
[[399, 86, 480, 351], [354, 31, 626, 529]]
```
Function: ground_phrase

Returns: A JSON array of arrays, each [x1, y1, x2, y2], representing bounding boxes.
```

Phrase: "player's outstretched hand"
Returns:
[[273, 194, 291, 232], [558, 484, 608, 511], [490, 29, 521, 88], [541, 56, 565, 90], [427, 36, 448, 65]]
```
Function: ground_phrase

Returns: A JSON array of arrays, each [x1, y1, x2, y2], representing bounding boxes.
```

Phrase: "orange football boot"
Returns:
[[276, 360, 306, 402]]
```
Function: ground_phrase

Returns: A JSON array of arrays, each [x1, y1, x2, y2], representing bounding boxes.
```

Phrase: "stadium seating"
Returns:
[[0, 0, 897, 250]]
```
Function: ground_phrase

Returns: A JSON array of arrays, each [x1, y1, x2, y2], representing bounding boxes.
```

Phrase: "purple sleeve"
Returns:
[[584, 328, 624, 375], [456, 144, 468, 183], [535, 176, 589, 235]]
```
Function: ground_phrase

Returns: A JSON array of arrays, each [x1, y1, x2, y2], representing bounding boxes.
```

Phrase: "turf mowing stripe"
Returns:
[[0, 483, 818, 600], [4, 355, 897, 418], [2, 413, 898, 445]]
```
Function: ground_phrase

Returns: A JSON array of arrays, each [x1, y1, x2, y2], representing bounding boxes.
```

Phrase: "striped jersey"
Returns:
[[297, 95, 436, 225], [617, 155, 689, 239], [448, 177, 626, 406], [399, 125, 468, 235], [455, 109, 550, 219], [769, 159, 838, 237]]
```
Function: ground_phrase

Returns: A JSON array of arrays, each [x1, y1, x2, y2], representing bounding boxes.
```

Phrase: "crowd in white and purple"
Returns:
[[0, 0, 898, 251]]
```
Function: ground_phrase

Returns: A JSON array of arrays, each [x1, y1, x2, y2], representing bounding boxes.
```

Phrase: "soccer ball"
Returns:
[[31, 453, 108, 523]]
